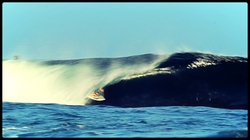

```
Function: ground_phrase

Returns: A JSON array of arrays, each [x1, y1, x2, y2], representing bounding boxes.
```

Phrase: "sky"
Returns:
[[2, 2, 248, 60]]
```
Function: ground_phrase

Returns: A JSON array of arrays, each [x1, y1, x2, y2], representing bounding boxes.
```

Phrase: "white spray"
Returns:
[[2, 55, 167, 105]]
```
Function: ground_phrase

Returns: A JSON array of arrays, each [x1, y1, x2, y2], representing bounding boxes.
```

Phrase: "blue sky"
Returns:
[[2, 2, 247, 60]]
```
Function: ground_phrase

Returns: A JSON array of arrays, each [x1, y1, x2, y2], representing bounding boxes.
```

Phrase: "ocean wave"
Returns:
[[2, 52, 247, 109]]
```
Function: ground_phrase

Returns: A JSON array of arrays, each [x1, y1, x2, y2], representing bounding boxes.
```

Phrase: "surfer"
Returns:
[[88, 88, 105, 101]]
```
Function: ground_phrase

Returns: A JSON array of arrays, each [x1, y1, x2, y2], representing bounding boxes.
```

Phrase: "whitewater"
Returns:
[[2, 54, 166, 105], [2, 52, 248, 138]]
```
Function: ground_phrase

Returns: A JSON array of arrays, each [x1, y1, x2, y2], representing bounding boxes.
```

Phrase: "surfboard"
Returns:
[[87, 93, 105, 101]]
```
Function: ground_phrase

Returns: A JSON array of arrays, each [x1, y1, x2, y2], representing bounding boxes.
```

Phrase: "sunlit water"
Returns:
[[2, 102, 247, 138]]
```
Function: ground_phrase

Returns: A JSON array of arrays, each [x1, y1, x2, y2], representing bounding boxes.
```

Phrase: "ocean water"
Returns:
[[2, 102, 247, 138], [2, 52, 248, 138]]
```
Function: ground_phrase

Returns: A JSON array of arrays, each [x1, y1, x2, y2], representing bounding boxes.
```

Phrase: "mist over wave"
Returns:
[[2, 54, 167, 105]]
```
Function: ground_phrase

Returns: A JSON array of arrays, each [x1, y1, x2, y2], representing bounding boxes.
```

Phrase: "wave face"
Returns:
[[88, 52, 248, 109], [3, 52, 247, 109]]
